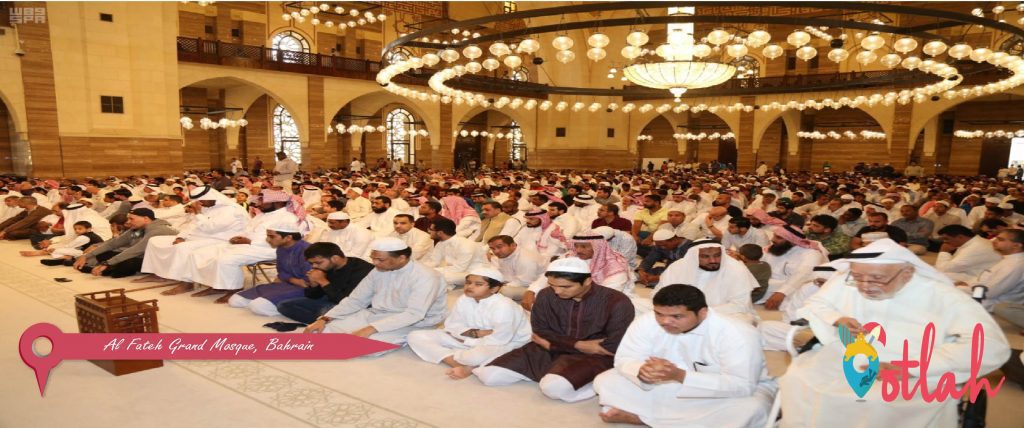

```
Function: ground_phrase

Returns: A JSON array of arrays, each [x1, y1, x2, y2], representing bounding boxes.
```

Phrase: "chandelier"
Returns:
[[623, 7, 736, 101]]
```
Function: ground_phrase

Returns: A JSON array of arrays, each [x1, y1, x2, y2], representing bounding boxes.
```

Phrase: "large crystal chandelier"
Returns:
[[623, 7, 736, 101]]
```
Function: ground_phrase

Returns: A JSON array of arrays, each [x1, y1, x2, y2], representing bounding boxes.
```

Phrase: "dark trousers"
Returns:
[[77, 251, 144, 278], [276, 296, 335, 324], [30, 232, 55, 249], [3, 228, 34, 240]]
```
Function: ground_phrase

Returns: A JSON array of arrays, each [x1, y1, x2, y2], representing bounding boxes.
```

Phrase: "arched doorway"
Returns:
[[637, 115, 678, 171], [798, 107, 884, 173], [686, 111, 736, 167], [0, 98, 16, 174], [454, 110, 519, 170]]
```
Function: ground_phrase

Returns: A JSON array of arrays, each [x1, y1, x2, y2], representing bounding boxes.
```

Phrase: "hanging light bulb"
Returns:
[[726, 43, 749, 58], [796, 46, 817, 61], [422, 53, 440, 66], [588, 32, 610, 48], [503, 54, 522, 68], [880, 53, 902, 68], [439, 49, 460, 63], [555, 50, 575, 64], [692, 44, 712, 58], [860, 33, 885, 51], [481, 58, 500, 71], [827, 48, 850, 63], [462, 45, 483, 59], [518, 38, 540, 54], [586, 47, 607, 61], [786, 30, 810, 47], [707, 28, 731, 46], [922, 40, 948, 56], [626, 31, 649, 47], [746, 30, 771, 48], [901, 55, 922, 70], [489, 42, 510, 57], [620, 45, 642, 59], [855, 50, 878, 65], [970, 48, 993, 62], [552, 35, 574, 51], [465, 61, 482, 73], [893, 37, 918, 54], [762, 44, 784, 59]]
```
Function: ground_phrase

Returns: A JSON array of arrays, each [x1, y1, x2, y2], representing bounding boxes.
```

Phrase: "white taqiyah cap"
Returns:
[[652, 229, 676, 241], [327, 212, 350, 221], [348, 187, 363, 195], [546, 257, 591, 274], [269, 221, 302, 234], [468, 266, 504, 283], [371, 237, 408, 252]]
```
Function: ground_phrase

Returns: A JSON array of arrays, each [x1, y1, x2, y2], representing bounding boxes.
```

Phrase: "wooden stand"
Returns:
[[75, 289, 163, 375]]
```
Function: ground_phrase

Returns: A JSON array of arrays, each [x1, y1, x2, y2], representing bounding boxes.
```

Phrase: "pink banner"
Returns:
[[20, 323, 398, 396]]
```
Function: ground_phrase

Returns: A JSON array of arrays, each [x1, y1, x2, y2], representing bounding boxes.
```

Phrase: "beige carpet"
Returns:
[[0, 241, 1021, 428]]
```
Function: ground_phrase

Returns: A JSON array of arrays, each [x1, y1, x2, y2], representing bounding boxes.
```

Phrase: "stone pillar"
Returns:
[[920, 116, 939, 175], [304, 76, 335, 169], [435, 103, 454, 170], [736, 96, 756, 172], [889, 103, 913, 170], [18, 2, 63, 177]]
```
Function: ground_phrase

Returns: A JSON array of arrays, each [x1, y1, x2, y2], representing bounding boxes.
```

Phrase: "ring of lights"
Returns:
[[377, 2, 1024, 116]]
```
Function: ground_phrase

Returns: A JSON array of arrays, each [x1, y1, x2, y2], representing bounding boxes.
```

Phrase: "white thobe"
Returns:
[[785, 274, 1011, 427], [759, 281, 822, 351], [762, 246, 828, 302], [187, 209, 300, 290], [514, 225, 565, 261], [322, 260, 449, 345], [658, 263, 757, 322], [391, 197, 411, 213], [455, 216, 481, 239], [141, 203, 248, 282], [685, 213, 731, 240], [498, 216, 523, 238], [388, 228, 433, 261], [273, 158, 298, 190], [421, 235, 487, 288], [344, 196, 372, 221], [971, 252, 1024, 310], [153, 204, 190, 230], [490, 247, 547, 289], [360, 208, 400, 238], [0, 204, 23, 223], [594, 310, 776, 428], [318, 226, 373, 261], [721, 228, 770, 251], [569, 204, 600, 229], [408, 293, 532, 366], [934, 235, 1002, 283], [552, 215, 580, 239]]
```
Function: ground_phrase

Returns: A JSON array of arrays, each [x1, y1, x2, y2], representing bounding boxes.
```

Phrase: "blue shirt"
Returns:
[[276, 240, 312, 282]]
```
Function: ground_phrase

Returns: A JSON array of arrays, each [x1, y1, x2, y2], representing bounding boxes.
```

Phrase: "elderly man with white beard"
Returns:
[[655, 240, 758, 322], [760, 224, 830, 309], [317, 211, 372, 261], [780, 239, 1010, 427]]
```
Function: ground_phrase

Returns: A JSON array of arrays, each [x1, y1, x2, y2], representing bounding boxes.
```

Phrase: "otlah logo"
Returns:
[[839, 322, 886, 399]]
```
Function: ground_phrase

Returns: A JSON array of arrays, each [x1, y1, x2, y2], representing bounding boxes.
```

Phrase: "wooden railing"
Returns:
[[176, 37, 385, 81]]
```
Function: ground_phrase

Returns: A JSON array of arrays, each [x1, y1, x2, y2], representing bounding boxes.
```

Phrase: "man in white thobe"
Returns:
[[343, 187, 371, 222], [720, 217, 770, 252], [273, 151, 298, 193], [359, 196, 401, 238], [568, 195, 600, 229], [761, 224, 829, 308], [594, 284, 776, 427], [317, 211, 372, 261], [187, 189, 306, 302], [138, 186, 249, 295], [422, 216, 486, 289], [956, 229, 1024, 311], [934, 225, 1002, 283], [303, 237, 449, 346], [656, 240, 758, 322], [153, 196, 190, 230], [388, 214, 433, 261], [593, 226, 639, 271], [782, 239, 1010, 427], [487, 235, 547, 301], [759, 265, 835, 351]]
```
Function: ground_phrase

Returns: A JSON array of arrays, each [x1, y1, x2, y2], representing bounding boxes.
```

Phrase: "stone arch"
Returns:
[[908, 87, 1024, 154], [0, 89, 25, 137], [327, 90, 439, 167], [179, 70, 309, 143]]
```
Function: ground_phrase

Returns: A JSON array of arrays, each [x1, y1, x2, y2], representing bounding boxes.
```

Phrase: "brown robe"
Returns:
[[475, 212, 510, 242], [0, 206, 53, 240], [486, 284, 635, 389]]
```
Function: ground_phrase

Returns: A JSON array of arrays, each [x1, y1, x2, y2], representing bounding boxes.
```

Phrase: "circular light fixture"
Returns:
[[893, 37, 918, 54], [489, 42, 510, 57], [626, 31, 649, 47], [462, 45, 483, 59], [588, 32, 610, 48], [762, 44, 784, 59], [922, 40, 948, 56], [855, 50, 877, 65], [827, 48, 850, 62], [707, 28, 731, 46], [586, 47, 607, 61], [860, 33, 885, 51], [552, 35, 574, 51], [555, 50, 576, 64], [796, 46, 818, 61], [518, 38, 540, 54], [787, 31, 811, 47]]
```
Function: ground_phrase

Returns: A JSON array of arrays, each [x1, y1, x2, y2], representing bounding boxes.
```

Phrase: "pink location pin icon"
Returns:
[[19, 323, 65, 396]]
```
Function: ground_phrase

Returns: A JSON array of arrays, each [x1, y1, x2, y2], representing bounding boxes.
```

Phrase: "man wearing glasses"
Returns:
[[779, 239, 1010, 426]]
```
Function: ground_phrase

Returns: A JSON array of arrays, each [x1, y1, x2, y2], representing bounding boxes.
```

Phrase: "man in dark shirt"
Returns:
[[276, 242, 374, 324], [414, 201, 442, 233], [637, 229, 690, 288], [591, 204, 632, 233], [851, 211, 908, 249], [769, 198, 806, 227]]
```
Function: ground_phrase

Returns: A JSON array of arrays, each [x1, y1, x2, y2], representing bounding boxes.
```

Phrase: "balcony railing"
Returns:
[[176, 37, 384, 80]]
